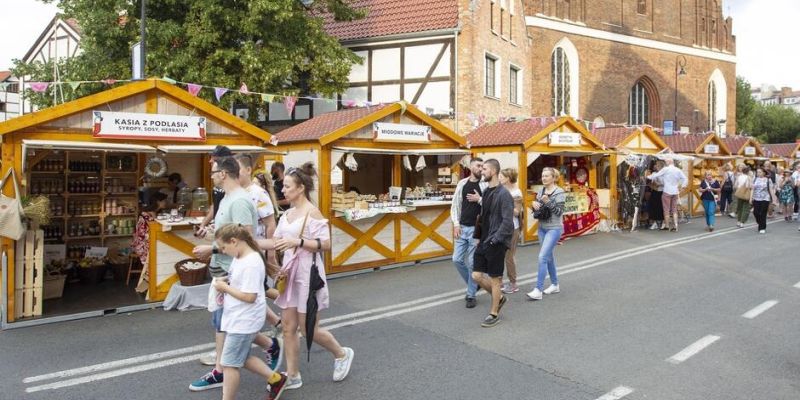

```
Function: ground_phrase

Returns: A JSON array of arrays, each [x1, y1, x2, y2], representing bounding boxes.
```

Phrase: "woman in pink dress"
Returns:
[[264, 162, 354, 390]]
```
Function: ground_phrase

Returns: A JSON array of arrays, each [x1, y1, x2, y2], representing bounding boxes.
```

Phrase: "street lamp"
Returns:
[[674, 55, 687, 127]]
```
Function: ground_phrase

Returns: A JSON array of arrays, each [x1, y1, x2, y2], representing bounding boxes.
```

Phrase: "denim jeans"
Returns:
[[702, 199, 716, 227], [452, 225, 478, 298], [536, 226, 563, 290]]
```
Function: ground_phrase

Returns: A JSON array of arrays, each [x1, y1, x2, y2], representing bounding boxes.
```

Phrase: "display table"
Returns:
[[163, 282, 210, 311]]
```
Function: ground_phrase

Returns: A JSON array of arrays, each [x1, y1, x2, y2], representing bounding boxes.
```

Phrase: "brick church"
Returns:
[[324, 0, 736, 135]]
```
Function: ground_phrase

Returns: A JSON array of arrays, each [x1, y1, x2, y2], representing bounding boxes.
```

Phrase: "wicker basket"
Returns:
[[174, 259, 208, 286]]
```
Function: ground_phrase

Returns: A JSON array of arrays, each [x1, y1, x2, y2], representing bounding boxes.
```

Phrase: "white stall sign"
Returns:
[[703, 144, 719, 154], [548, 132, 581, 147], [373, 122, 430, 143], [93, 111, 206, 141], [744, 146, 756, 156]]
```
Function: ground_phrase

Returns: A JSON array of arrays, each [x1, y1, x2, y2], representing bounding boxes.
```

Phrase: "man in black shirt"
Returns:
[[450, 158, 486, 308], [471, 159, 514, 328], [271, 162, 290, 212]]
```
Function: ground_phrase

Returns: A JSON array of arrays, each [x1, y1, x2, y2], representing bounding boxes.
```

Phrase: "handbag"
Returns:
[[0, 168, 26, 240], [276, 211, 310, 295], [532, 188, 552, 221], [734, 178, 751, 200]]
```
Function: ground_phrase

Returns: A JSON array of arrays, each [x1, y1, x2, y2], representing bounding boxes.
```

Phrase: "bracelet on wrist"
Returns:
[[299, 239, 305, 248]]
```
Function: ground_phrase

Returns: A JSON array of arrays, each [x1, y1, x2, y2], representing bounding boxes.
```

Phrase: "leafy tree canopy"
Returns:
[[736, 76, 800, 144], [14, 0, 365, 118]]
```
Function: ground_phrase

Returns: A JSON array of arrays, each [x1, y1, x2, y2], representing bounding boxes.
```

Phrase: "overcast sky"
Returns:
[[0, 0, 798, 89]]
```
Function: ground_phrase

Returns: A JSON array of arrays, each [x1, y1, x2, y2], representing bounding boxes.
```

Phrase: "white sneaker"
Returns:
[[736, 222, 743, 228], [333, 347, 354, 382], [285, 373, 303, 390], [526, 288, 543, 300], [543, 284, 560, 295], [759, 230, 766, 234], [649, 222, 658, 230], [199, 351, 216, 366], [728, 213, 736, 218]]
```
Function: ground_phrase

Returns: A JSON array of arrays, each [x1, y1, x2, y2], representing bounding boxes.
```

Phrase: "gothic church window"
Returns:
[[551, 47, 570, 115], [637, 0, 647, 15], [629, 81, 649, 125], [708, 81, 717, 130]]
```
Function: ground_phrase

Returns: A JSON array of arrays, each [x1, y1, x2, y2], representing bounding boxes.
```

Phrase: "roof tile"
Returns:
[[0, 71, 11, 82], [594, 126, 635, 148], [322, 0, 459, 41], [275, 104, 389, 143], [762, 143, 799, 158], [660, 133, 713, 153], [466, 119, 552, 147]]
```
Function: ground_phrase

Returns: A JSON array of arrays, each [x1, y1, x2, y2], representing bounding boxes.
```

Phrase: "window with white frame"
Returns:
[[485, 53, 499, 98], [490, 0, 495, 31], [551, 47, 570, 115], [509, 65, 521, 105], [629, 81, 649, 125]]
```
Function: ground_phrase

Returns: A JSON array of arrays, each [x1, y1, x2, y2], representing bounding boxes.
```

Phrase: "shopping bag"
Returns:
[[207, 278, 224, 312], [0, 168, 25, 240]]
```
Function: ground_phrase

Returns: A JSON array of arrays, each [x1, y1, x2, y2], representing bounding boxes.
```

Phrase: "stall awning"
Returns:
[[332, 146, 470, 156], [23, 139, 157, 153], [157, 145, 286, 155], [22, 139, 158, 172]]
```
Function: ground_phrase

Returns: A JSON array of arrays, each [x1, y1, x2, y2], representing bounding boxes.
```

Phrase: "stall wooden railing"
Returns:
[[147, 222, 194, 301]]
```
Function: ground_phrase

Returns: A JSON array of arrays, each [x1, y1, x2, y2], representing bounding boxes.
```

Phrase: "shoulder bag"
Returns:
[[275, 211, 309, 294], [734, 177, 751, 200], [0, 168, 26, 240], [532, 188, 553, 221]]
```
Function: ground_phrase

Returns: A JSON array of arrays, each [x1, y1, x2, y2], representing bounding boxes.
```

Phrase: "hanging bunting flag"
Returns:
[[102, 79, 117, 85], [29, 82, 49, 93], [239, 82, 249, 94], [214, 87, 228, 102], [162, 76, 177, 84], [262, 93, 275, 103], [68, 82, 81, 91], [283, 96, 297, 115], [187, 83, 202, 96], [0, 82, 9, 91]]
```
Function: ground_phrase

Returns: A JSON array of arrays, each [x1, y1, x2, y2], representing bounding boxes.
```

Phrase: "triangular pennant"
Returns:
[[29, 82, 49, 93], [262, 93, 275, 103], [343, 99, 356, 108], [284, 96, 297, 115], [214, 87, 228, 102], [68, 81, 81, 91], [239, 82, 249, 94], [162, 76, 177, 84], [187, 83, 202, 96], [102, 79, 117, 85]]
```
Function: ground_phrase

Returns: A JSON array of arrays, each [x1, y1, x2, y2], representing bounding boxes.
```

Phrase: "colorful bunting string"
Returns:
[[187, 83, 202, 96], [29, 82, 50, 93], [214, 87, 228, 102], [283, 96, 297, 115]]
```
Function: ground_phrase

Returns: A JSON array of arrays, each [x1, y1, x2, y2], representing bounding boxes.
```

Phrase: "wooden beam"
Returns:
[[331, 216, 395, 266], [145, 91, 158, 114], [412, 42, 449, 104], [399, 211, 452, 256]]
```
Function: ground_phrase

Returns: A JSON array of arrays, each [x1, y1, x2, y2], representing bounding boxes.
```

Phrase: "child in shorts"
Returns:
[[213, 224, 287, 400]]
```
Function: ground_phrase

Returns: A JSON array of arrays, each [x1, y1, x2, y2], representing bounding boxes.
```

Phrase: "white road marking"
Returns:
[[22, 342, 216, 384], [742, 300, 779, 319], [666, 335, 721, 364], [23, 223, 762, 391], [25, 352, 206, 393], [596, 386, 634, 400]]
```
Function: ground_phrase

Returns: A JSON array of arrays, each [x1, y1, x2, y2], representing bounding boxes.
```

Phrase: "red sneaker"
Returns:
[[267, 373, 288, 400]]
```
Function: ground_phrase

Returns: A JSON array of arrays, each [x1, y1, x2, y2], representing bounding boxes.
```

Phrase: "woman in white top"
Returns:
[[499, 168, 523, 294]]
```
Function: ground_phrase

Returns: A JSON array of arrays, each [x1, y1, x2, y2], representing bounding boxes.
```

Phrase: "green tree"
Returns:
[[13, 0, 365, 119], [750, 105, 800, 144], [735, 76, 757, 134]]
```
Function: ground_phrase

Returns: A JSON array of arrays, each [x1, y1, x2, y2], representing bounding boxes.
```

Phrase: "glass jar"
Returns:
[[192, 187, 209, 213], [177, 187, 193, 210]]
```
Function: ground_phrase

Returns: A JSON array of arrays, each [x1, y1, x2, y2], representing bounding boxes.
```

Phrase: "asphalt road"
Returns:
[[2, 216, 799, 400]]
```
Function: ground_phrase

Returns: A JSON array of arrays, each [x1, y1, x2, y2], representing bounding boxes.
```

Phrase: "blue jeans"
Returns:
[[702, 199, 716, 227], [537, 226, 563, 290], [452, 225, 478, 298]]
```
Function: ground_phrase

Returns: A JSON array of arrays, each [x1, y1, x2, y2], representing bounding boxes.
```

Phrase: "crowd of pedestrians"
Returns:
[[189, 146, 352, 400]]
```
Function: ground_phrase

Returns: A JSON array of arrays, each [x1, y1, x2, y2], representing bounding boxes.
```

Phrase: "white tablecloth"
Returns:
[[163, 283, 209, 311]]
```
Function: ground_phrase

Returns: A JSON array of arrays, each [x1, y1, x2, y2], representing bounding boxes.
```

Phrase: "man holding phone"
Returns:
[[450, 158, 487, 308]]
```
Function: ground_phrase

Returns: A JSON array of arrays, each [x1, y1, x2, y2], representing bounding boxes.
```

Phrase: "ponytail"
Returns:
[[215, 224, 266, 266]]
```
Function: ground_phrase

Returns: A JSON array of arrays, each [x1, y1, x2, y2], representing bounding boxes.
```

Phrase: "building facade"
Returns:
[[326, 0, 737, 135], [0, 72, 22, 122]]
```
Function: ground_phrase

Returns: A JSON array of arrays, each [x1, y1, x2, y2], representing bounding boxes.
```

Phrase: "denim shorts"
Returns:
[[211, 308, 224, 332], [220, 332, 257, 368]]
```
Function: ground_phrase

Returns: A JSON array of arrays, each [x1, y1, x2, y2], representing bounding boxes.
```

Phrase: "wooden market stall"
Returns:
[[762, 143, 800, 169], [467, 117, 610, 242], [273, 102, 469, 274], [722, 135, 768, 167], [0, 79, 277, 324], [660, 133, 732, 217], [594, 125, 669, 226]]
